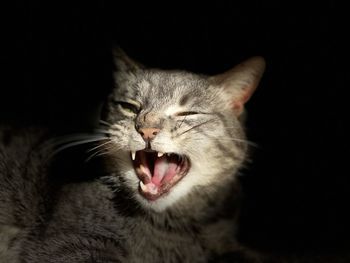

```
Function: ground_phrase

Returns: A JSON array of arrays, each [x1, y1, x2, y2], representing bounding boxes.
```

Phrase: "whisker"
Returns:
[[50, 137, 108, 158], [85, 143, 125, 162], [86, 140, 113, 153], [178, 104, 196, 129], [93, 151, 112, 159], [99, 120, 112, 127], [189, 137, 258, 148], [45, 133, 105, 145], [177, 119, 216, 136], [39, 133, 107, 153], [85, 148, 109, 162], [212, 136, 258, 146], [93, 128, 112, 136], [102, 143, 124, 153]]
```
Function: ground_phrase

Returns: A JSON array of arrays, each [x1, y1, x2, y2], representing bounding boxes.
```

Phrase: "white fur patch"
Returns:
[[164, 105, 184, 117]]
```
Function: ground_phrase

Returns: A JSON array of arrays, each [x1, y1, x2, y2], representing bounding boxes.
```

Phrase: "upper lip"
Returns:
[[131, 149, 165, 161]]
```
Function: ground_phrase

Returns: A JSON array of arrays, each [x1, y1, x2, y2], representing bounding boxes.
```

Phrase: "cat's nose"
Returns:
[[138, 127, 160, 141]]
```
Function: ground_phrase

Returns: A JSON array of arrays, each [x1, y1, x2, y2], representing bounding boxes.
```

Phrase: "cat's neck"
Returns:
[[104, 169, 241, 228], [145, 179, 241, 229], [135, 180, 242, 258]]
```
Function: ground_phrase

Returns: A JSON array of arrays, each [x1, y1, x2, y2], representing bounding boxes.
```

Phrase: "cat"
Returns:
[[0, 48, 266, 262]]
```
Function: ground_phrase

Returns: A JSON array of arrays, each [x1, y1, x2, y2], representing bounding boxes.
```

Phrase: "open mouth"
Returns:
[[131, 150, 190, 201]]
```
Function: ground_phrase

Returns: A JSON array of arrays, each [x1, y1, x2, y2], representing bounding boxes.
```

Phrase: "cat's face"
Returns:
[[102, 49, 265, 211]]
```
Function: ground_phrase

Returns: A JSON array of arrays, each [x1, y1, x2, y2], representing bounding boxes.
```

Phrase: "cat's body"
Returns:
[[0, 127, 242, 263], [0, 50, 265, 262]]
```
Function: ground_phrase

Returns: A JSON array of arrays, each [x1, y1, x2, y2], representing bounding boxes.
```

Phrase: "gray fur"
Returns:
[[0, 51, 265, 262]]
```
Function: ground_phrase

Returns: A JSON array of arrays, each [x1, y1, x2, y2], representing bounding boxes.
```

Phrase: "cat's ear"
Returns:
[[112, 47, 144, 72], [210, 57, 265, 116]]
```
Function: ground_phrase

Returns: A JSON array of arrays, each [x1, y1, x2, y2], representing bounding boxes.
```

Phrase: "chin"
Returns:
[[133, 170, 198, 212]]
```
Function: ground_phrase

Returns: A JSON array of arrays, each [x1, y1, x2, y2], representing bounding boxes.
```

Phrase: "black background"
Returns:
[[2, 1, 349, 256]]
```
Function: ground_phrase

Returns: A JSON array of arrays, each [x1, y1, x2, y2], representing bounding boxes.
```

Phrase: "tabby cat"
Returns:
[[0, 49, 266, 262]]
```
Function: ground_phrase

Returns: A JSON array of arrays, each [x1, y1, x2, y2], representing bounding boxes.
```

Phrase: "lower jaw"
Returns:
[[139, 191, 164, 201], [134, 153, 191, 201], [138, 174, 186, 201]]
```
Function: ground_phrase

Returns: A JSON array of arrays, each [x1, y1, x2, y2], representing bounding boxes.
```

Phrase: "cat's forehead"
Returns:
[[142, 70, 207, 95], [115, 69, 211, 106]]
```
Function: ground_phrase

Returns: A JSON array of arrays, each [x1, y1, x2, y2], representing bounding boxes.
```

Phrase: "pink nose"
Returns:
[[138, 128, 160, 141]]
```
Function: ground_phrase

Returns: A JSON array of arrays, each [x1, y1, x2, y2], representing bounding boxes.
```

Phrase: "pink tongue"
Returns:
[[152, 156, 179, 186]]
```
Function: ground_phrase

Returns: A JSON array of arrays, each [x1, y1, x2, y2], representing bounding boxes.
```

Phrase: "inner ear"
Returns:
[[210, 56, 266, 115]]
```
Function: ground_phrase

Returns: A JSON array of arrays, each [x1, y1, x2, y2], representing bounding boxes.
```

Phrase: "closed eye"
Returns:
[[113, 101, 140, 114], [175, 111, 199, 116]]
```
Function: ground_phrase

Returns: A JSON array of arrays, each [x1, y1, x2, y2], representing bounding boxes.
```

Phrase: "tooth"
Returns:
[[140, 165, 151, 180], [131, 151, 136, 160], [139, 181, 147, 192], [149, 184, 158, 195], [140, 164, 147, 173], [157, 152, 164, 157]]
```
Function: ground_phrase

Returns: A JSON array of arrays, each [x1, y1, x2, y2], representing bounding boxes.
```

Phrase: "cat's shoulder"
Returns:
[[0, 125, 50, 164], [0, 125, 47, 146]]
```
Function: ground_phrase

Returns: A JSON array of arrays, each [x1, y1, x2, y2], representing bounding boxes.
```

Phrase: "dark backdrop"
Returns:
[[2, 1, 349, 255]]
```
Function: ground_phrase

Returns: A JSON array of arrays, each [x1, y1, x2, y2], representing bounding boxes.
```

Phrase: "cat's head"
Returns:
[[102, 48, 265, 212]]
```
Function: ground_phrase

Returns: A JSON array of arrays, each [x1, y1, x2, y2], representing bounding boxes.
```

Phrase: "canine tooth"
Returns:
[[157, 152, 164, 157], [139, 181, 147, 192], [131, 151, 136, 160]]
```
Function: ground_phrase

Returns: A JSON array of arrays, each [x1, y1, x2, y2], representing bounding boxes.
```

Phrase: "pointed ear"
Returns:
[[112, 47, 144, 72], [210, 56, 265, 116]]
